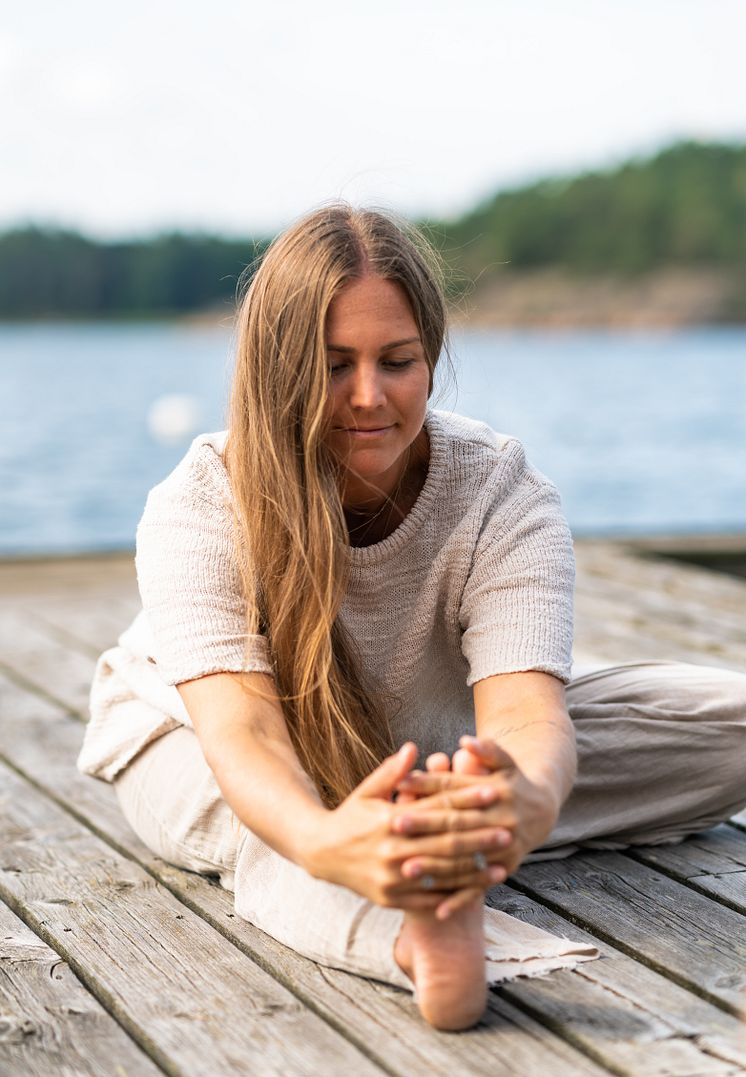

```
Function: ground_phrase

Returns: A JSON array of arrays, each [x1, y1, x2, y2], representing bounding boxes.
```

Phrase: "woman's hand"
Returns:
[[393, 736, 562, 918], [303, 742, 511, 912]]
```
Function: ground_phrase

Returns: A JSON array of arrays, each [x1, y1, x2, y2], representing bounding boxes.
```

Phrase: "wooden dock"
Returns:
[[1, 539, 745, 1075]]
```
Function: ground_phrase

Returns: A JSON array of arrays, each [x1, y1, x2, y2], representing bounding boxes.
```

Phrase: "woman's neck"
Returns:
[[343, 428, 430, 547]]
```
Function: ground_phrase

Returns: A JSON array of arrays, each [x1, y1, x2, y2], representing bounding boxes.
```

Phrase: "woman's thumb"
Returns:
[[356, 742, 418, 799]]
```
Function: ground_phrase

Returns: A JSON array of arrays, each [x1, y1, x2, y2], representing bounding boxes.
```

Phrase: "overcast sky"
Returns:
[[3, 0, 745, 239]]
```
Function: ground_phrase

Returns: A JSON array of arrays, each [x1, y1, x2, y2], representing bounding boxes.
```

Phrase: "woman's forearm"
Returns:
[[481, 711, 576, 811], [177, 672, 327, 869], [473, 673, 577, 812]]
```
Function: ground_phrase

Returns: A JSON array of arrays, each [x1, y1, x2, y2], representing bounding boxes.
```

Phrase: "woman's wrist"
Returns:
[[292, 802, 333, 876], [518, 759, 574, 818], [477, 715, 577, 817]]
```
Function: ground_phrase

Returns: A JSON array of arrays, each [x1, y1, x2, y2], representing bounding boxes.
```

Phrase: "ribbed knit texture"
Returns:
[[132, 408, 574, 764]]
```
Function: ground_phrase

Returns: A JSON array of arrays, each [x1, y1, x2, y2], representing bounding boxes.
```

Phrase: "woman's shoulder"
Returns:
[[430, 409, 515, 452], [429, 409, 537, 491], [146, 430, 232, 512]]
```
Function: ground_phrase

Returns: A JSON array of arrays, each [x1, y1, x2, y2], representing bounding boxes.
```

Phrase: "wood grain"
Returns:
[[514, 852, 746, 1014], [0, 671, 607, 1075], [0, 763, 384, 1076], [3, 543, 746, 1073], [3, 672, 746, 1073], [0, 898, 161, 1076], [631, 827, 746, 914]]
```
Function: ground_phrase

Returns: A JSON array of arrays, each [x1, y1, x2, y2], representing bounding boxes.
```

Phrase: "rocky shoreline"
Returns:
[[448, 267, 741, 329]]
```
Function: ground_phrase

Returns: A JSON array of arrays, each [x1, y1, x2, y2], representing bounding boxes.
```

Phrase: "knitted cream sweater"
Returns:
[[78, 408, 574, 780]]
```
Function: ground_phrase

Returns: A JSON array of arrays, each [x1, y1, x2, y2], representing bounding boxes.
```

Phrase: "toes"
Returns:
[[426, 753, 451, 773], [395, 791, 418, 804], [452, 747, 491, 776]]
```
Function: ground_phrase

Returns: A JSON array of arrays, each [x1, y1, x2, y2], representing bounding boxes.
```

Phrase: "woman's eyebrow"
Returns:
[[327, 336, 422, 354]]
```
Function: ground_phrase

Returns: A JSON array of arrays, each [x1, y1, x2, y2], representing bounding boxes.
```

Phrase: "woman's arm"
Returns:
[[472, 669, 577, 816], [394, 671, 577, 917], [178, 671, 508, 910], [178, 671, 327, 865]]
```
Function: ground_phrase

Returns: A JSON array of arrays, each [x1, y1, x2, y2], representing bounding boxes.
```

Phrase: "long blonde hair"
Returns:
[[225, 203, 449, 807]]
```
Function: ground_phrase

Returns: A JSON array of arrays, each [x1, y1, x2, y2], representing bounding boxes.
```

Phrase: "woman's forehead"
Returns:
[[325, 277, 416, 340]]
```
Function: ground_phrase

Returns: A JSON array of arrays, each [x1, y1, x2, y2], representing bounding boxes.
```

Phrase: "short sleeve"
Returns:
[[135, 443, 274, 686], [458, 461, 574, 687]]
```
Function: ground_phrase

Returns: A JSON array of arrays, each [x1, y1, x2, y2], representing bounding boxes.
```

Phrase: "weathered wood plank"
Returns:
[[0, 554, 136, 601], [630, 827, 746, 914], [0, 765, 385, 1076], [0, 898, 161, 1076], [575, 543, 746, 617], [488, 888, 746, 1075], [574, 570, 746, 644], [574, 585, 746, 661], [0, 672, 609, 1075], [0, 555, 140, 662], [513, 852, 746, 1014], [0, 611, 95, 718], [571, 616, 743, 672], [25, 600, 136, 659], [573, 590, 746, 670], [5, 674, 746, 1074], [4, 546, 746, 1072]]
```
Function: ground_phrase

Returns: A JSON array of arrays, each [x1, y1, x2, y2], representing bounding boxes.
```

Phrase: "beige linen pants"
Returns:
[[113, 660, 746, 988]]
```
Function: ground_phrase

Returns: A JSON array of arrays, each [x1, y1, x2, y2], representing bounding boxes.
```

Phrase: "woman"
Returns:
[[77, 204, 746, 1031]]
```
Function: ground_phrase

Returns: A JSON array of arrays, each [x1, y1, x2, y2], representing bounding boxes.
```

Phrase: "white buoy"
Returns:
[[147, 394, 201, 443]]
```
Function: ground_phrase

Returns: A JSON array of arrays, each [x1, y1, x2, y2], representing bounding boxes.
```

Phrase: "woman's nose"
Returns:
[[349, 366, 386, 409]]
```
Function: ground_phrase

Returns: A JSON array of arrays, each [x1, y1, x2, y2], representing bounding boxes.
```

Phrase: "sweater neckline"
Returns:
[[346, 408, 446, 567]]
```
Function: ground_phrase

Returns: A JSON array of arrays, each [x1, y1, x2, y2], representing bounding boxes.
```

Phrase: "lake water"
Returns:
[[1, 322, 745, 556]]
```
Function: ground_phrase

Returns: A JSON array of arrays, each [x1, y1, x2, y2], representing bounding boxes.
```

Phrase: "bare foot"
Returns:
[[394, 899, 486, 1030], [393, 749, 488, 1030]]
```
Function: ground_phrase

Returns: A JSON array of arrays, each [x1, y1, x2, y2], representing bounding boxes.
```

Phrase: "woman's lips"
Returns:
[[341, 425, 394, 439]]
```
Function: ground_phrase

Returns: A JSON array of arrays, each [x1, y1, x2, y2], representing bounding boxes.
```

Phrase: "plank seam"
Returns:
[[624, 847, 746, 916], [25, 608, 106, 660], [0, 741, 686, 1077], [503, 877, 744, 1019], [487, 983, 628, 1077], [0, 749, 403, 1076], [0, 658, 86, 721], [0, 878, 178, 1077]]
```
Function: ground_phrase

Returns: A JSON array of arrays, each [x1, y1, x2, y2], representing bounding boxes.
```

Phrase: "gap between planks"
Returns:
[[2, 671, 746, 1074]]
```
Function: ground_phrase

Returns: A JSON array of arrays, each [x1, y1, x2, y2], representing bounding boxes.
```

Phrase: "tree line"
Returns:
[[1, 139, 744, 319], [430, 140, 746, 284]]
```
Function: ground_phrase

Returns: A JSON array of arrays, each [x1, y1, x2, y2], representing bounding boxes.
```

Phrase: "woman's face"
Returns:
[[324, 274, 431, 511]]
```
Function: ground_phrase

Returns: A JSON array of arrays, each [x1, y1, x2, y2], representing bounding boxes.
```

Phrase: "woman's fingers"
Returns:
[[394, 893, 458, 912], [400, 851, 505, 879], [425, 752, 451, 772], [396, 771, 486, 797], [404, 780, 504, 812], [400, 853, 507, 888], [397, 825, 511, 861], [356, 741, 418, 800], [392, 807, 511, 839]]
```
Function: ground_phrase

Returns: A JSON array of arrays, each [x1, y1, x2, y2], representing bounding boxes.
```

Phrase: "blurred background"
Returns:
[[2, 0, 745, 558]]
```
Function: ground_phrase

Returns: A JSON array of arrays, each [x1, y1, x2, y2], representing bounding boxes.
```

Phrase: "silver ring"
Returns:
[[421, 874, 435, 891], [473, 852, 488, 871]]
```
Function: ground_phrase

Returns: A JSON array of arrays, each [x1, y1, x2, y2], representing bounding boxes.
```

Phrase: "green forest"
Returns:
[[1, 139, 745, 320], [431, 139, 746, 277]]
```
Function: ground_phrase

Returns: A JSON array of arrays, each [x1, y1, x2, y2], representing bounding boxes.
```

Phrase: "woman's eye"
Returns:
[[329, 359, 414, 375]]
